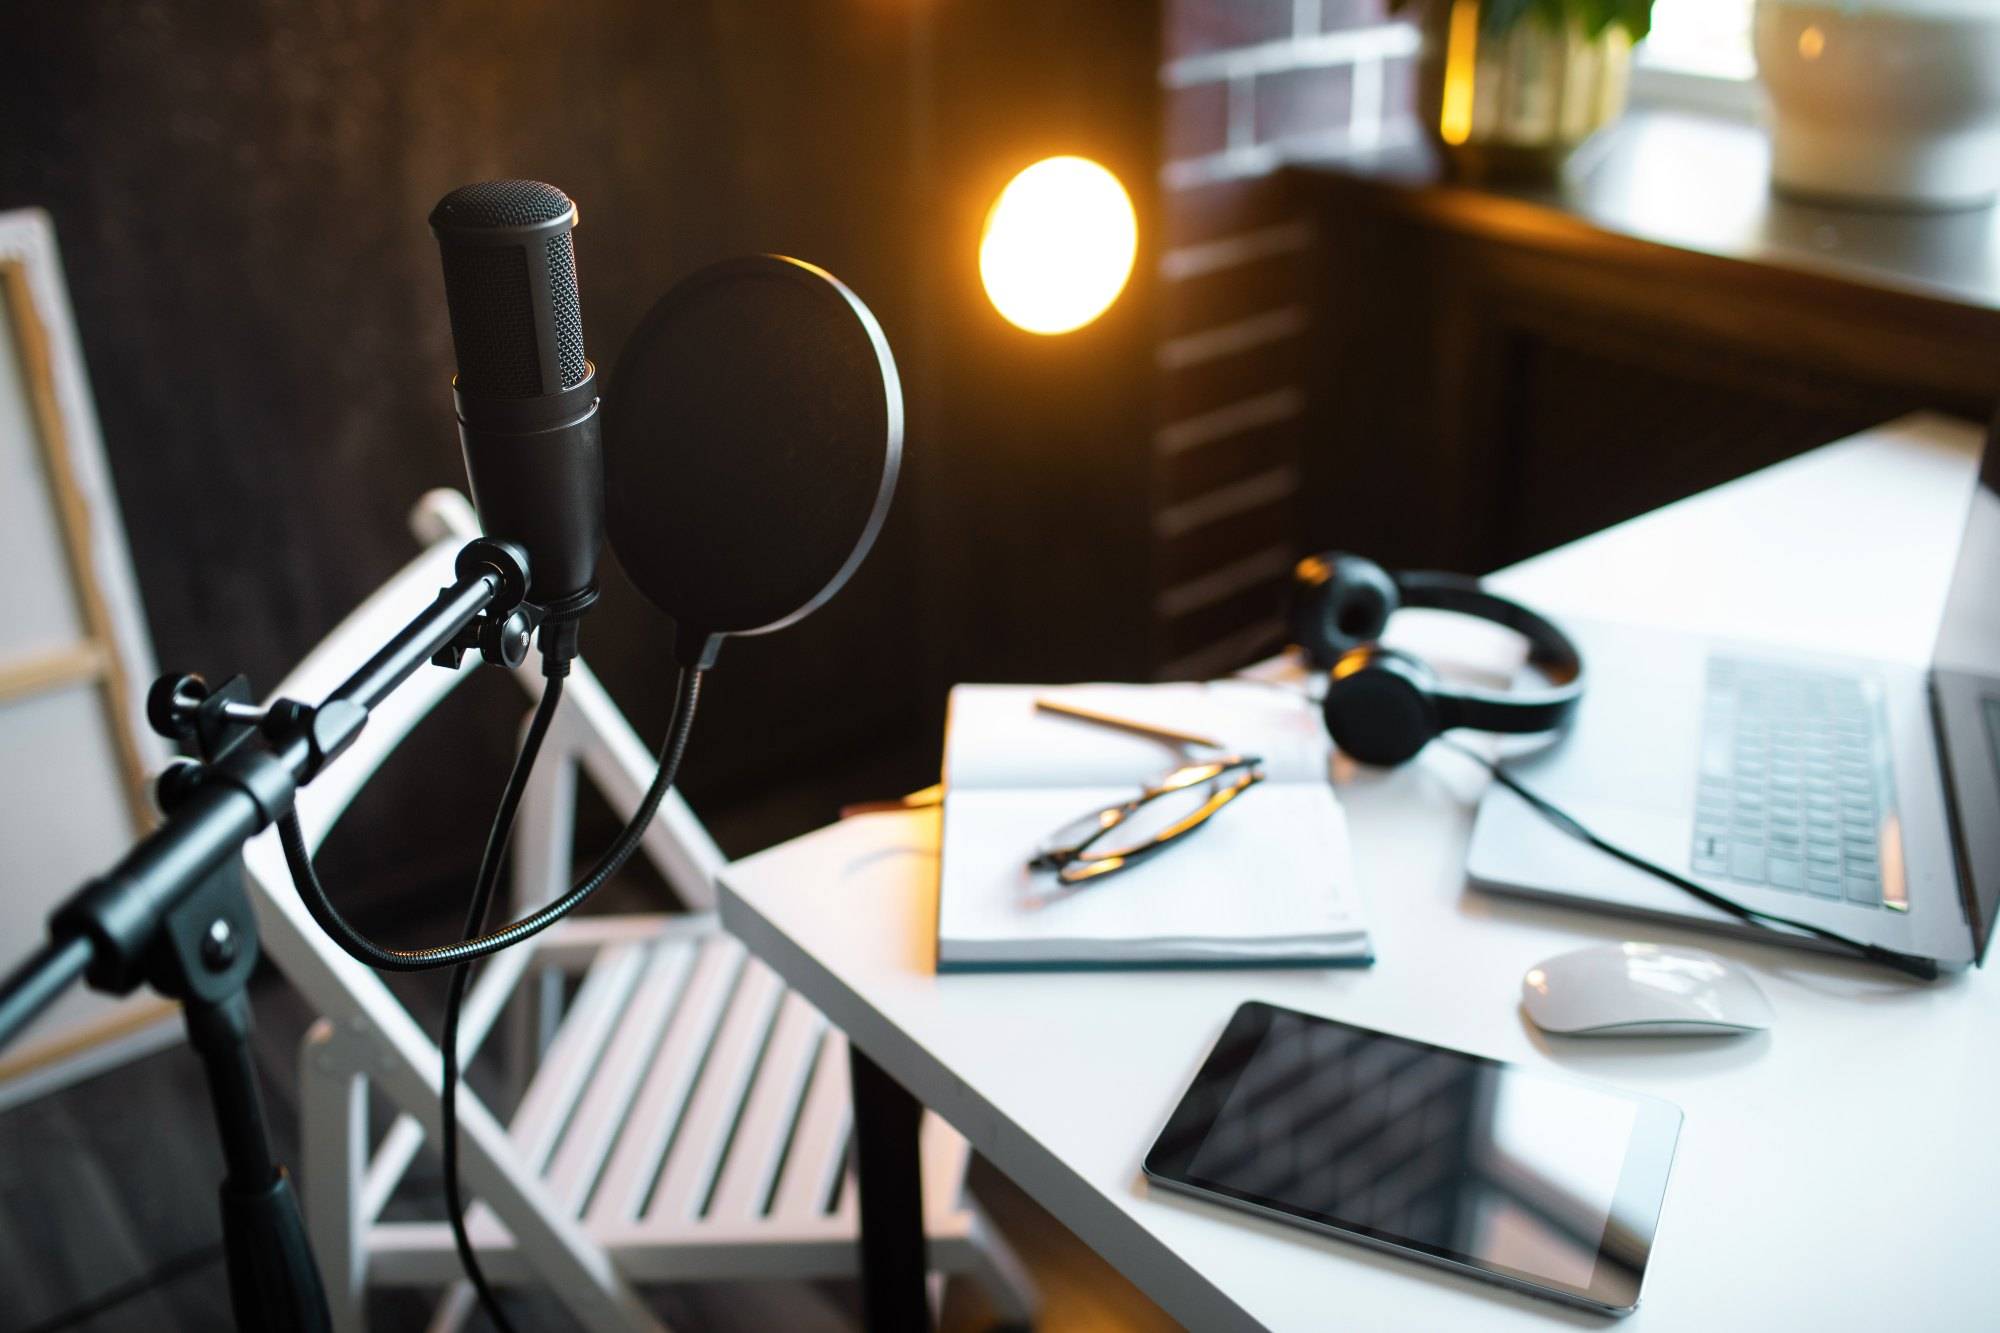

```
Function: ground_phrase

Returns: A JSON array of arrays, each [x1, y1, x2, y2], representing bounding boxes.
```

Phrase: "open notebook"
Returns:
[[938, 682, 1370, 971]]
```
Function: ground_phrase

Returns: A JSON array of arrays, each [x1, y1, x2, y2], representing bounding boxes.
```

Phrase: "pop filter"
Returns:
[[603, 255, 902, 664]]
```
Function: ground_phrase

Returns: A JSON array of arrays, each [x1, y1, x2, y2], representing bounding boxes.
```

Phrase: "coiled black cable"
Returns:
[[277, 665, 706, 1330], [277, 669, 704, 970]]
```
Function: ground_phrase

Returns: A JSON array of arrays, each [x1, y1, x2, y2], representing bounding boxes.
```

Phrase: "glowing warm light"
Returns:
[[1798, 25, 1825, 59], [1438, 0, 1482, 147], [979, 156, 1136, 335]]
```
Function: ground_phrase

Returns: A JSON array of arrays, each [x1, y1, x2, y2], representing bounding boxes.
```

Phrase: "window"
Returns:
[[1643, 0, 1754, 80], [1634, 0, 1756, 116]]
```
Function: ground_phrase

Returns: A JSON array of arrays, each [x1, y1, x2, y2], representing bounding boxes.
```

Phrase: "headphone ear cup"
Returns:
[[1288, 553, 1400, 669], [1321, 646, 1442, 766]]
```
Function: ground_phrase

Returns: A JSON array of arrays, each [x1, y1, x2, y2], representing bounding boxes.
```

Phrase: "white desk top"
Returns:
[[720, 414, 1996, 1331]]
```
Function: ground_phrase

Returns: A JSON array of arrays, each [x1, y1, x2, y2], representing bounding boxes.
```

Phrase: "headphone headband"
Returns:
[[1393, 572, 1585, 735], [1289, 553, 1587, 764]]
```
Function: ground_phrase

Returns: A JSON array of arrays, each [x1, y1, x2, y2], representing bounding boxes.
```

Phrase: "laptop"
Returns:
[[1468, 416, 2000, 971]]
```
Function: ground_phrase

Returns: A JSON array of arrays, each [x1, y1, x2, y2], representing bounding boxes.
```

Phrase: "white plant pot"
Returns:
[[1754, 0, 2000, 210]]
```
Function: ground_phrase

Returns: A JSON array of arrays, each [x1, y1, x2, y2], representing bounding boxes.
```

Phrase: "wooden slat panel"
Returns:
[[508, 733, 576, 919], [705, 994, 825, 1222], [504, 943, 646, 1170], [455, 940, 541, 1065], [369, 1215, 872, 1284], [769, 1028, 853, 1223], [422, 1282, 475, 1333], [1161, 329, 1302, 423], [583, 936, 745, 1227], [1154, 386, 1304, 457], [541, 939, 697, 1214], [454, 943, 648, 1248], [1162, 238, 1312, 339], [533, 912, 718, 970], [360, 939, 540, 1221], [1154, 544, 1293, 619], [365, 1222, 523, 1284], [1155, 620, 1288, 683], [1157, 502, 1298, 588], [1162, 173, 1298, 250], [642, 958, 784, 1223], [1158, 412, 1303, 504], [360, 1119, 425, 1228]]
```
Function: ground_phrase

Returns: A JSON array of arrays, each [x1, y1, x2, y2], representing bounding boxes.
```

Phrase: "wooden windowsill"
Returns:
[[1288, 108, 2000, 319]]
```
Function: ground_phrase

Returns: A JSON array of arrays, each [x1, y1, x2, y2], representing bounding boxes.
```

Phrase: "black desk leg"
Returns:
[[849, 1045, 933, 1332]]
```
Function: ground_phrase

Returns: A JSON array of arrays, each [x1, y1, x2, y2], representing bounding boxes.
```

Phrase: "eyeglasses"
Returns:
[[1028, 755, 1264, 886]]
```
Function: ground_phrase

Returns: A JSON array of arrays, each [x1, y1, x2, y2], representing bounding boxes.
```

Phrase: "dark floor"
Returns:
[[0, 757, 1182, 1333]]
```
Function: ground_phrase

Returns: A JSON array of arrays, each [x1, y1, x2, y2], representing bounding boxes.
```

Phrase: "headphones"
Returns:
[[1287, 552, 1586, 766]]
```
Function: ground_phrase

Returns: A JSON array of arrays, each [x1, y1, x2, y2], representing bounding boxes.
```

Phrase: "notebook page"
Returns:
[[945, 682, 1330, 791], [938, 782, 1359, 954]]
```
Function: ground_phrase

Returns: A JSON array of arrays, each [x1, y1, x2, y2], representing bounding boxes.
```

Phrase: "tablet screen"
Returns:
[[1145, 1002, 1682, 1313]]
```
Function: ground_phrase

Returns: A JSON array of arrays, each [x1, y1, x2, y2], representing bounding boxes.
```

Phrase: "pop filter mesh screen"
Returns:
[[604, 257, 898, 637]]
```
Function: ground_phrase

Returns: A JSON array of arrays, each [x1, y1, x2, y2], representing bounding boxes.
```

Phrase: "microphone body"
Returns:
[[429, 181, 603, 616]]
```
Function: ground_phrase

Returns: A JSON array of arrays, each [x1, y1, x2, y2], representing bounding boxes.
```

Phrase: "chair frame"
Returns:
[[238, 490, 1033, 1331]]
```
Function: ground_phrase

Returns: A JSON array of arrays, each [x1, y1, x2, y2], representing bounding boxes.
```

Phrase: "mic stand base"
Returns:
[[157, 863, 331, 1333]]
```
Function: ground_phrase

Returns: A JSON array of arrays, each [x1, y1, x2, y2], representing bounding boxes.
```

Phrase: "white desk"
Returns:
[[720, 415, 1997, 1331]]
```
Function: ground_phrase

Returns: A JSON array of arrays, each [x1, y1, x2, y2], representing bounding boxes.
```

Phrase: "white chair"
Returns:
[[238, 491, 1036, 1332]]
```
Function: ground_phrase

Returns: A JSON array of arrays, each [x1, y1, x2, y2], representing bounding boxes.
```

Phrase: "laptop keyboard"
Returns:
[[1691, 657, 1901, 909]]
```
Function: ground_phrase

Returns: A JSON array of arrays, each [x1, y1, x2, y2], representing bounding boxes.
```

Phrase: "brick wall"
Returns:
[[1152, 0, 1418, 679]]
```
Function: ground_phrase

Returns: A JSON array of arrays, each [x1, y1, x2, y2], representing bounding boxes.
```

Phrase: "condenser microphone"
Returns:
[[429, 181, 604, 632], [603, 255, 902, 667]]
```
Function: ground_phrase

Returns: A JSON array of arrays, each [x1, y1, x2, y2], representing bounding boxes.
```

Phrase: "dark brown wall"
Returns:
[[0, 1, 1166, 910], [0, 2, 921, 903], [913, 3, 1164, 692]]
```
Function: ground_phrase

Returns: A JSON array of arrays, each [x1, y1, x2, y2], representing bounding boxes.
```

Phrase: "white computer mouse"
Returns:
[[1521, 942, 1775, 1037]]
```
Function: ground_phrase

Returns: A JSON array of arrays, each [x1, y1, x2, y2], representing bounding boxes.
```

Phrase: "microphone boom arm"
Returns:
[[0, 537, 535, 1333]]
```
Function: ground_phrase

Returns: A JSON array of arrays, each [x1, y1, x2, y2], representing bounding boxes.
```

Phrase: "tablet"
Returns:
[[1144, 1002, 1682, 1316]]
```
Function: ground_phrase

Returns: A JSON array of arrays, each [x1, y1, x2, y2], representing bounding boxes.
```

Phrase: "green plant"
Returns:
[[1388, 0, 1657, 41]]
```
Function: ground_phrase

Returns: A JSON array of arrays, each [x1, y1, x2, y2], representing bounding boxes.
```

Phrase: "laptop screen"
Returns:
[[1931, 410, 2000, 962]]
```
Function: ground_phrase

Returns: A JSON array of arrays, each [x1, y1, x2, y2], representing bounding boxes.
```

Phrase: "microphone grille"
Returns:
[[546, 232, 587, 388], [431, 181, 587, 397], [432, 179, 574, 229], [437, 245, 541, 396]]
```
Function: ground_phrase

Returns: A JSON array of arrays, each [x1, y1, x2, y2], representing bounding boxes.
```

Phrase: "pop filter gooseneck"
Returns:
[[603, 254, 904, 666]]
